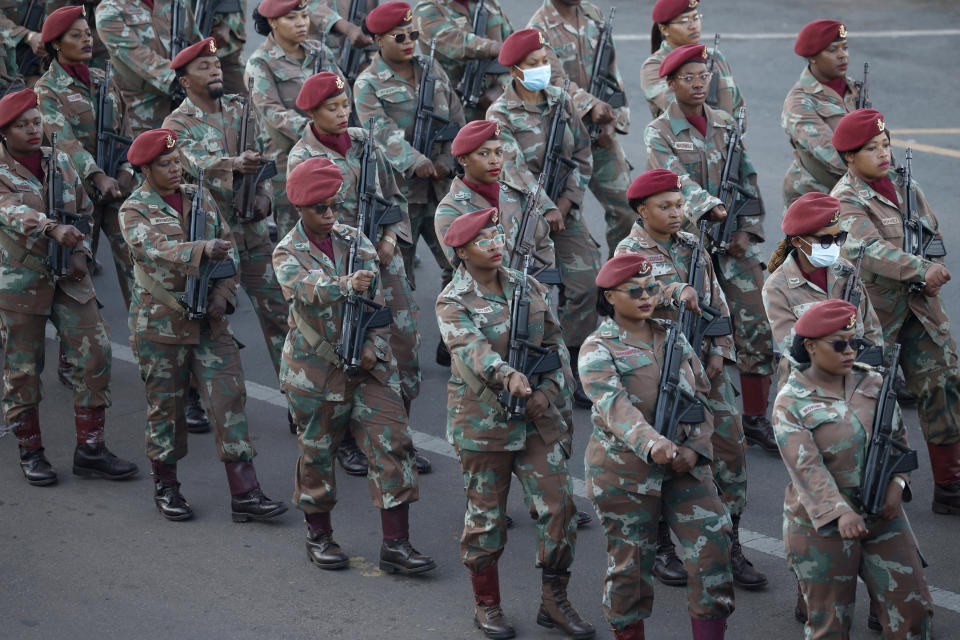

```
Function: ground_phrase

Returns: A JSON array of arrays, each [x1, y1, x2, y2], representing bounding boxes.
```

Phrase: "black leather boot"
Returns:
[[19, 446, 57, 486], [185, 385, 210, 433], [436, 339, 451, 367], [867, 596, 881, 632], [154, 482, 193, 521], [225, 461, 287, 522], [536, 568, 595, 639], [379, 538, 437, 574], [288, 410, 297, 435], [415, 449, 432, 474], [742, 415, 780, 455], [895, 372, 917, 407], [569, 348, 592, 409], [653, 520, 687, 587], [730, 515, 767, 590], [471, 563, 516, 639], [306, 529, 349, 569], [73, 444, 139, 480], [337, 434, 369, 476], [576, 510, 592, 528]]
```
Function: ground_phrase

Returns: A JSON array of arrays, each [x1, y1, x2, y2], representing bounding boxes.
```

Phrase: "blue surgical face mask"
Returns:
[[802, 238, 841, 268], [515, 64, 551, 91]]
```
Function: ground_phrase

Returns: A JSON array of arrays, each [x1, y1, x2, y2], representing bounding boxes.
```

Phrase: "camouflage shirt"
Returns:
[[773, 364, 910, 531], [0, 145, 95, 315], [436, 264, 570, 452], [189, 0, 245, 58], [641, 40, 742, 124], [644, 99, 763, 238]]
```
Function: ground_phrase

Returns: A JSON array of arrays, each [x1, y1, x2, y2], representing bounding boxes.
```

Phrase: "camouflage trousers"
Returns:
[[284, 366, 419, 513], [401, 201, 449, 291], [0, 293, 111, 423], [455, 432, 577, 573], [787, 514, 933, 639], [91, 200, 134, 310], [588, 464, 735, 629], [234, 231, 289, 376], [707, 364, 747, 517], [380, 250, 421, 401], [553, 208, 602, 349], [881, 309, 960, 446], [716, 244, 775, 377], [589, 136, 635, 256], [130, 326, 255, 464]]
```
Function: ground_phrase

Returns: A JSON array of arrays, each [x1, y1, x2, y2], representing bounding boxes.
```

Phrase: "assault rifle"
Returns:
[[194, 0, 242, 39], [543, 78, 576, 203], [704, 33, 721, 107], [337, 0, 377, 86], [170, 0, 191, 108], [586, 7, 625, 141], [509, 172, 561, 285], [456, 0, 508, 110], [45, 134, 91, 278], [235, 78, 277, 222], [856, 62, 871, 109], [94, 61, 132, 200], [337, 180, 393, 377], [498, 252, 562, 417], [412, 38, 461, 158], [179, 169, 237, 319], [842, 243, 883, 366], [653, 306, 706, 443], [857, 344, 918, 516], [900, 147, 945, 289], [681, 222, 733, 353], [356, 117, 403, 241], [314, 30, 328, 75], [707, 106, 762, 255], [16, 0, 44, 79]]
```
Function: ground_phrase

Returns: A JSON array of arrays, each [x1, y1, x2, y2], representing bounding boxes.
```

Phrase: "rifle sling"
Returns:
[[791, 142, 840, 189], [133, 264, 187, 317], [451, 351, 508, 419], [0, 228, 49, 274], [291, 305, 343, 368]]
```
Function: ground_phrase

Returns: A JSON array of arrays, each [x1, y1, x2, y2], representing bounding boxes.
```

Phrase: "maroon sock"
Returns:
[[306, 511, 332, 535], [740, 374, 771, 417], [75, 406, 106, 445], [12, 409, 42, 451], [380, 504, 409, 540], [151, 460, 178, 485]]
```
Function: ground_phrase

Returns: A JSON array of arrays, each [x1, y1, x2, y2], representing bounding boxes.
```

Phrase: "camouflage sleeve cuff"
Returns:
[[811, 502, 855, 532], [669, 283, 689, 304]]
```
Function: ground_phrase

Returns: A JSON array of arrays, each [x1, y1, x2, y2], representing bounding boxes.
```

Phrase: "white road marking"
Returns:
[[615, 29, 960, 42]]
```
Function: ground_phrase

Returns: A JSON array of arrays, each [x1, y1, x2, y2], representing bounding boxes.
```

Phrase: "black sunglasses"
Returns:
[[389, 31, 419, 43], [817, 336, 868, 353], [803, 231, 848, 249], [312, 200, 344, 215], [611, 282, 661, 299]]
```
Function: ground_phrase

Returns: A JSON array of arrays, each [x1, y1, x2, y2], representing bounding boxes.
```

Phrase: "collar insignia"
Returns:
[[208, 40, 217, 53], [538, 31, 545, 45], [830, 210, 840, 224], [877, 118, 885, 132], [838, 24, 847, 39], [165, 134, 175, 149], [494, 123, 501, 136], [336, 76, 345, 89], [846, 314, 856, 329], [491, 209, 500, 224], [677, 176, 683, 189]]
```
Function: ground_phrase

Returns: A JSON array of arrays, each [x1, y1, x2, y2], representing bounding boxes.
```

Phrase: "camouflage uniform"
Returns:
[[119, 180, 254, 465], [95, 0, 200, 136], [773, 364, 933, 639], [529, 0, 634, 252], [162, 94, 289, 375], [188, 0, 247, 95], [614, 224, 746, 517], [834, 170, 960, 447], [781, 67, 860, 211], [486, 82, 600, 349], [35, 59, 135, 309], [762, 252, 883, 390], [273, 221, 419, 514], [645, 99, 774, 380], [436, 264, 576, 573], [413, 0, 513, 122], [641, 40, 743, 124], [354, 51, 465, 289], [580, 317, 734, 630], [0, 145, 109, 427], [244, 34, 345, 237], [0, 6, 31, 82], [288, 125, 421, 402]]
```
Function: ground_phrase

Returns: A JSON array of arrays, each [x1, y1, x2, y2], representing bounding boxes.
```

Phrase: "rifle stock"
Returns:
[[587, 7, 625, 141], [456, 0, 509, 109], [653, 308, 706, 443], [708, 106, 761, 256], [543, 78, 576, 203], [235, 77, 277, 222], [45, 135, 92, 278], [413, 39, 461, 158], [357, 118, 402, 241], [94, 61, 132, 201], [681, 222, 733, 352], [856, 62, 871, 109]]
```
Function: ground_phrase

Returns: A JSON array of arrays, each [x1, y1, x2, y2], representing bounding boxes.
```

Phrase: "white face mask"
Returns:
[[801, 239, 840, 268]]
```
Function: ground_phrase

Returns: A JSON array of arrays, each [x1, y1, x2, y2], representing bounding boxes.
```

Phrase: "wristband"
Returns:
[[382, 235, 396, 247], [893, 476, 907, 490]]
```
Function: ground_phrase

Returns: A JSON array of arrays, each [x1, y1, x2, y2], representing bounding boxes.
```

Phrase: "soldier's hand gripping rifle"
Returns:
[[46, 134, 92, 278], [94, 60, 132, 202], [680, 222, 733, 353], [498, 252, 562, 418], [456, 0, 508, 111], [357, 118, 402, 242], [856, 62, 871, 109], [586, 7, 626, 142], [234, 77, 277, 222], [413, 38, 461, 159], [508, 171, 561, 286], [704, 33, 721, 107], [337, 191, 393, 377], [841, 242, 884, 367], [170, 0, 191, 109], [16, 0, 44, 79], [707, 107, 762, 256], [337, 0, 378, 85], [543, 77, 576, 203], [653, 306, 706, 444], [194, 0, 242, 40], [179, 169, 238, 319], [900, 148, 945, 295]]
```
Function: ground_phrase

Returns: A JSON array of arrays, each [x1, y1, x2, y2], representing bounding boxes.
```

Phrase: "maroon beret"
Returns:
[[257, 0, 308, 19], [170, 37, 218, 71], [659, 43, 708, 78], [365, 1, 413, 35], [442, 207, 500, 248], [41, 5, 85, 44], [794, 299, 858, 339], [794, 20, 847, 57], [652, 0, 699, 24], [451, 120, 501, 157], [832, 109, 886, 152], [288, 157, 344, 206], [627, 169, 682, 201], [128, 128, 178, 167], [0, 89, 40, 130], [596, 254, 654, 288], [296, 71, 347, 111], [781, 193, 841, 236], [498, 29, 545, 67]]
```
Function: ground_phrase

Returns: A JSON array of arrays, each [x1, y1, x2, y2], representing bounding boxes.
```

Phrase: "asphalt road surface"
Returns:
[[2, 1, 960, 638]]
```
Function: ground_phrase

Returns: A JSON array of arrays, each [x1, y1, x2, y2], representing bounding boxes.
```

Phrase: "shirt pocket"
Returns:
[[375, 86, 415, 120], [64, 98, 94, 127]]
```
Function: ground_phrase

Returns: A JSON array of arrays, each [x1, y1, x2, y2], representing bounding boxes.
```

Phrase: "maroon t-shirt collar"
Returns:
[[11, 150, 44, 182], [312, 125, 352, 157], [58, 59, 91, 88], [160, 191, 184, 216], [801, 265, 828, 291], [867, 177, 899, 206], [303, 227, 335, 262], [462, 177, 500, 209], [822, 76, 848, 97], [141, 0, 155, 9], [685, 115, 707, 137]]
